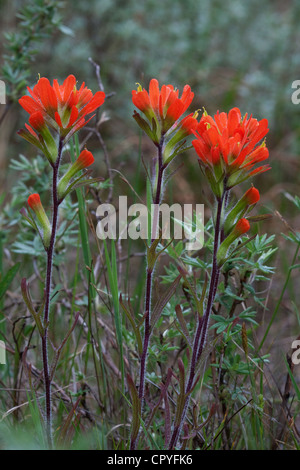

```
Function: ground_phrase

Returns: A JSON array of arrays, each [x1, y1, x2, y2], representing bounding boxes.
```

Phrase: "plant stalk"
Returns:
[[42, 137, 64, 449], [130, 138, 165, 450], [168, 191, 225, 449]]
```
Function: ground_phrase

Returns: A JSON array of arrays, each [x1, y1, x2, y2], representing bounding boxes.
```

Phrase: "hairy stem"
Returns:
[[42, 137, 63, 449], [168, 191, 225, 449]]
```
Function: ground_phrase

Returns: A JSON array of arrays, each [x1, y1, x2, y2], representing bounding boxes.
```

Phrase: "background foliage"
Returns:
[[0, 0, 299, 450]]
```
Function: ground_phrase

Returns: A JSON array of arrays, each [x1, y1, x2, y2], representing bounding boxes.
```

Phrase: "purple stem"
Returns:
[[168, 192, 225, 449], [42, 137, 64, 449]]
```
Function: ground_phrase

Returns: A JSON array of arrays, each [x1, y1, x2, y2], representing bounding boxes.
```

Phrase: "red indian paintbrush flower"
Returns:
[[132, 78, 195, 137], [192, 107, 270, 190], [19, 75, 105, 142]]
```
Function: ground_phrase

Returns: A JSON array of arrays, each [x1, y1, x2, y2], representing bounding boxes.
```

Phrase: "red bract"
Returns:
[[192, 107, 270, 188], [179, 113, 199, 135], [19, 75, 105, 140], [29, 111, 46, 132], [132, 79, 194, 134]]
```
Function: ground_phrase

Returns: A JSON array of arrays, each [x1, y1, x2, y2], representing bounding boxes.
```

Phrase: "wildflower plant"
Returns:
[[14, 72, 274, 451], [18, 75, 105, 448], [128, 79, 198, 449], [128, 89, 271, 450]]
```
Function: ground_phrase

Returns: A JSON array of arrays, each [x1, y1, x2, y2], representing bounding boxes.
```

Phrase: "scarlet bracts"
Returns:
[[132, 79, 195, 137], [19, 110, 58, 163], [192, 107, 270, 190], [19, 75, 105, 141]]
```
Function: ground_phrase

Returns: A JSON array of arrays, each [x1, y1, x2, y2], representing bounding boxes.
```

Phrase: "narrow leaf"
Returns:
[[127, 374, 141, 442], [150, 274, 182, 329]]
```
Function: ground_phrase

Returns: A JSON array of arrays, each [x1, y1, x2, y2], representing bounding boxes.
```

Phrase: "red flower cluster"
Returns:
[[132, 79, 196, 136], [19, 75, 105, 140], [192, 107, 270, 187]]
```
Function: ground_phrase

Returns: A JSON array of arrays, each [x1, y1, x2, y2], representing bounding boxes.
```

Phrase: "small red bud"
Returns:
[[244, 187, 260, 205], [76, 149, 94, 170], [234, 218, 250, 236], [27, 193, 42, 210]]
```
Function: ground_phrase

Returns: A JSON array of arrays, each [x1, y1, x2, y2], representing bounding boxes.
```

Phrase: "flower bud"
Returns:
[[243, 187, 260, 205], [27, 193, 51, 248], [217, 218, 250, 266], [164, 112, 199, 164], [57, 149, 94, 199], [234, 218, 251, 236], [74, 149, 95, 170], [224, 187, 259, 235]]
